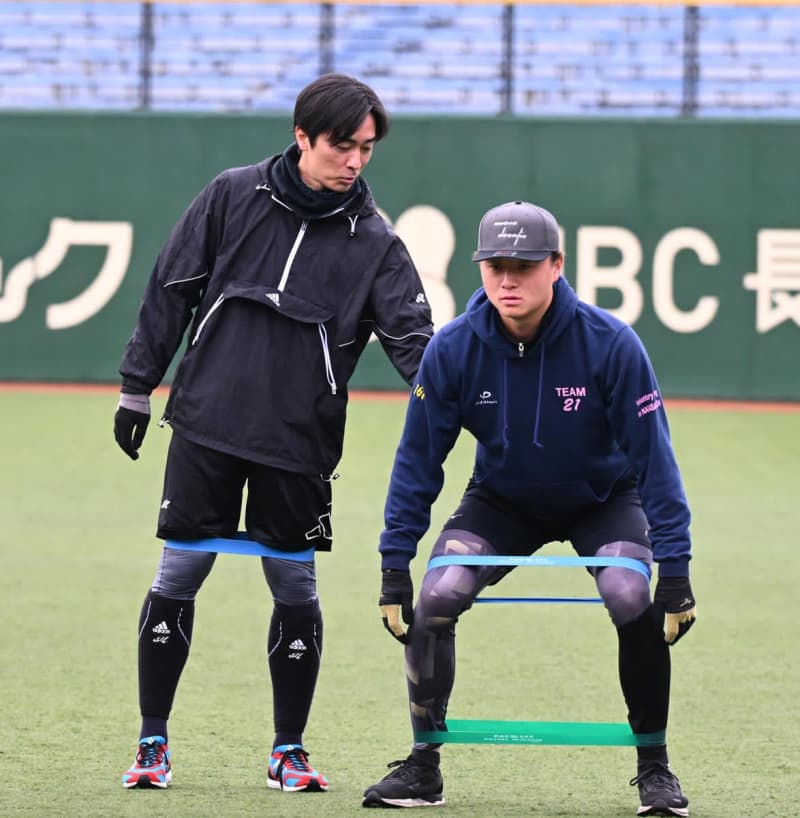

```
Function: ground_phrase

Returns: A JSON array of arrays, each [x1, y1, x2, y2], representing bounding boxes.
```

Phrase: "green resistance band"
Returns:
[[416, 720, 665, 746]]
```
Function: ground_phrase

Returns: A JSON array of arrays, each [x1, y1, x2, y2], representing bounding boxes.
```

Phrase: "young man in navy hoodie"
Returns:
[[362, 201, 697, 817]]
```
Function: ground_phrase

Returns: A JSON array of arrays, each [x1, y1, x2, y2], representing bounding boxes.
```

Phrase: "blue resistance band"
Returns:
[[165, 532, 315, 562], [426, 554, 650, 604]]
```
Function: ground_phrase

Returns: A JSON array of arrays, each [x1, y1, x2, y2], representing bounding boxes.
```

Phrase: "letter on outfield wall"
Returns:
[[575, 226, 643, 325], [653, 228, 720, 333]]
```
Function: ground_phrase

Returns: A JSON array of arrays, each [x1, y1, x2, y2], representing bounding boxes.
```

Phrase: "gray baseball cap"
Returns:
[[472, 200, 560, 262]]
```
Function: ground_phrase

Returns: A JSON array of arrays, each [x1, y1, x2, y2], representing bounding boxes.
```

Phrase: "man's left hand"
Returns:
[[114, 393, 151, 460], [654, 576, 697, 645]]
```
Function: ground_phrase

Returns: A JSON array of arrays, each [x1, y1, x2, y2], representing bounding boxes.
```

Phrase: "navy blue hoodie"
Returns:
[[379, 276, 691, 577]]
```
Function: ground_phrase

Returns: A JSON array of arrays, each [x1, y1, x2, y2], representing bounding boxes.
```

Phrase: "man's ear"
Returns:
[[552, 252, 565, 280], [294, 126, 310, 152]]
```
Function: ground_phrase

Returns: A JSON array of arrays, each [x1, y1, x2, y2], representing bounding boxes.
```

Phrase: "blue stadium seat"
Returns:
[[1, 1, 799, 117]]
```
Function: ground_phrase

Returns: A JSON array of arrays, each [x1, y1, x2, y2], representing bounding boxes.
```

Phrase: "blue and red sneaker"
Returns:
[[121, 735, 172, 789], [267, 744, 329, 792]]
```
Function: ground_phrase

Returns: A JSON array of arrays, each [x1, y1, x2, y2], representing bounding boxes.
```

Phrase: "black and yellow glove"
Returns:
[[654, 576, 697, 645], [379, 569, 414, 644]]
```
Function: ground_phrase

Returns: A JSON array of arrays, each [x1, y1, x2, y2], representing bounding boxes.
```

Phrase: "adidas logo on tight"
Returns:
[[152, 621, 171, 635], [289, 639, 307, 651]]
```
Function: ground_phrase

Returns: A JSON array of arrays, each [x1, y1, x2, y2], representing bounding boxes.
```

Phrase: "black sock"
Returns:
[[268, 600, 322, 747], [138, 591, 195, 741], [411, 748, 440, 767], [617, 605, 670, 736], [140, 716, 169, 742], [637, 744, 669, 770]]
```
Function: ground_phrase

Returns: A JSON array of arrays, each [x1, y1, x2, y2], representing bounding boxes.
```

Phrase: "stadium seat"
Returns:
[[1, 1, 800, 117]]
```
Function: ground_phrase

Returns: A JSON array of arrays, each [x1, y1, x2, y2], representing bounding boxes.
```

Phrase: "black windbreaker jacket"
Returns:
[[119, 153, 433, 475]]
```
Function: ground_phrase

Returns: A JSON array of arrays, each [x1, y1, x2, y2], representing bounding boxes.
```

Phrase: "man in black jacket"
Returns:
[[115, 73, 433, 793]]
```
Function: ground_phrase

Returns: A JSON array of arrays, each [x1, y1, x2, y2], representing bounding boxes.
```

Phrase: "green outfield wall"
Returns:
[[1, 112, 798, 399]]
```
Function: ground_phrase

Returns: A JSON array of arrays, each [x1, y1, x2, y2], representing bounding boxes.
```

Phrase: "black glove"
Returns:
[[379, 569, 414, 644], [114, 393, 151, 460], [653, 576, 697, 645]]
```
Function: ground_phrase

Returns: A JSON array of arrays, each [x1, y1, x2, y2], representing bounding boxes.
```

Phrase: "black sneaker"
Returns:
[[362, 750, 445, 808], [630, 762, 689, 817]]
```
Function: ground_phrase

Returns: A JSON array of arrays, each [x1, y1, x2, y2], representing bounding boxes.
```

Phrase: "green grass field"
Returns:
[[1, 390, 798, 817]]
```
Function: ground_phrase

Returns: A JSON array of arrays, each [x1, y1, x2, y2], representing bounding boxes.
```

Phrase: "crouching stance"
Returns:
[[362, 201, 697, 817]]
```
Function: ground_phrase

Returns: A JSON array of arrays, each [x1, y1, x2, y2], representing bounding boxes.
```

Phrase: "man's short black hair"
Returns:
[[294, 73, 389, 146]]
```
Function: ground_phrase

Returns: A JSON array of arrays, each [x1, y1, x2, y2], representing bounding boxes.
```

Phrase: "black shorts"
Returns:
[[442, 479, 651, 558], [156, 432, 333, 552]]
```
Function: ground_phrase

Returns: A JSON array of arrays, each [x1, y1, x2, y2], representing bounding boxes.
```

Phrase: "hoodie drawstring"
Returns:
[[503, 343, 545, 449], [501, 360, 511, 449], [532, 344, 545, 448]]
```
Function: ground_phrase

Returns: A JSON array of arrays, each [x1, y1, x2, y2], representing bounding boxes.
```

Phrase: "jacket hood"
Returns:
[[259, 144, 375, 222], [465, 275, 578, 355]]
